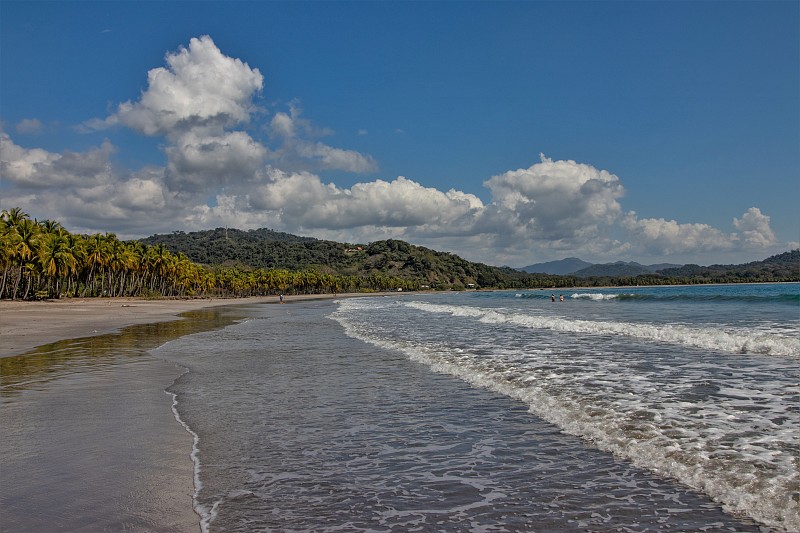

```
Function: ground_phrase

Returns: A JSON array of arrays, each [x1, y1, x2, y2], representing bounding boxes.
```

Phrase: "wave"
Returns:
[[570, 293, 621, 300], [515, 292, 621, 301], [406, 301, 799, 356], [332, 299, 800, 530], [346, 336, 800, 528], [515, 290, 799, 304], [614, 293, 799, 304]]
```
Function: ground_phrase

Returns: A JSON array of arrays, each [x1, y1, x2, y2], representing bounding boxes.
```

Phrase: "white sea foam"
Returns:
[[333, 296, 800, 531], [166, 366, 217, 533], [570, 293, 621, 300], [405, 301, 800, 356], [337, 326, 799, 530]]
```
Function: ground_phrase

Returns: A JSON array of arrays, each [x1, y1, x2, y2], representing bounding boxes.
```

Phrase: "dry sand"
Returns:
[[0, 296, 278, 358]]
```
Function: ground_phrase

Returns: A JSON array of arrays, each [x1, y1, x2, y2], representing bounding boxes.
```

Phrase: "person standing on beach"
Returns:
[[279, 294, 284, 304]]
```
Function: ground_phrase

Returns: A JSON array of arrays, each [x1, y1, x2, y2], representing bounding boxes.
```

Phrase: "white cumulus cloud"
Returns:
[[733, 207, 777, 247], [0, 132, 115, 188], [249, 168, 481, 230], [621, 212, 734, 255], [106, 35, 264, 138], [620, 206, 783, 260], [482, 153, 625, 240], [165, 130, 267, 191]]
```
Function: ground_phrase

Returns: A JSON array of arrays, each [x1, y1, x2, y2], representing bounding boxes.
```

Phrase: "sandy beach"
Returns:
[[0, 294, 333, 532], [0, 293, 387, 358], [0, 296, 281, 358]]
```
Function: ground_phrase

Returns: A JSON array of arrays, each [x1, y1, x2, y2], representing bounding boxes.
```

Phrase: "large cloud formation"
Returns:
[[481, 154, 624, 243], [0, 35, 790, 265], [106, 35, 264, 137]]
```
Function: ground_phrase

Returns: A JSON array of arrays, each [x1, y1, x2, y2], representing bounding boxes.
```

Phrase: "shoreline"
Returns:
[[0, 293, 383, 532], [0, 293, 389, 358], [4, 282, 792, 357]]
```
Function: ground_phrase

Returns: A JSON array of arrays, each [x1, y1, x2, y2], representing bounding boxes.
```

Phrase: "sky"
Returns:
[[1, 1, 798, 268]]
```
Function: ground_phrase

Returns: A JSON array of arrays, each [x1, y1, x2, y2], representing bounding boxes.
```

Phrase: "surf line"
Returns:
[[166, 365, 220, 533]]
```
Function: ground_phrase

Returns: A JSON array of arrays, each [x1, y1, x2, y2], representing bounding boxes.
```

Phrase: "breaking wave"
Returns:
[[406, 301, 799, 357]]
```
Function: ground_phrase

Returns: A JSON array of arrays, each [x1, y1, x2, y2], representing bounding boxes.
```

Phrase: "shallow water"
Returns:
[[334, 284, 800, 531], [157, 294, 791, 532]]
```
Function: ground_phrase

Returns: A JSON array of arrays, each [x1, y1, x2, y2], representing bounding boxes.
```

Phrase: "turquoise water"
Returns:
[[159, 283, 799, 532]]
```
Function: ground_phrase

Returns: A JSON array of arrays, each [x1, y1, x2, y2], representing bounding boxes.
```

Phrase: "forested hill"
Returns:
[[657, 249, 800, 281], [140, 227, 319, 269], [139, 228, 541, 290], [139, 227, 800, 288]]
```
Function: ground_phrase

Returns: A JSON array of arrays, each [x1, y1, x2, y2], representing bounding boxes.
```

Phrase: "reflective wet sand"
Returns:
[[0, 306, 248, 532]]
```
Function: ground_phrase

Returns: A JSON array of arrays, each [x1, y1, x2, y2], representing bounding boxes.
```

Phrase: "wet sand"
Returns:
[[1, 355, 202, 532], [0, 293, 387, 532], [0, 298, 259, 532]]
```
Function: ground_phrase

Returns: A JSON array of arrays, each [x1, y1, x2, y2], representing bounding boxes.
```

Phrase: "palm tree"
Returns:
[[1, 207, 29, 229], [104, 237, 124, 296], [1, 208, 31, 299], [145, 244, 171, 294], [0, 208, 226, 299], [38, 232, 77, 298], [14, 218, 41, 300], [0, 223, 21, 298], [82, 233, 109, 297], [126, 241, 147, 295], [39, 219, 63, 233], [64, 232, 86, 297]]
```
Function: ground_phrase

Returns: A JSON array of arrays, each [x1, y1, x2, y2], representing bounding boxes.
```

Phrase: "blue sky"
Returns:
[[1, 1, 798, 267]]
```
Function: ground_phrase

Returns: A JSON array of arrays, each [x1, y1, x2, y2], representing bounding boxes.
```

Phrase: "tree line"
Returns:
[[142, 226, 800, 290], [3, 208, 797, 301], [0, 208, 416, 300]]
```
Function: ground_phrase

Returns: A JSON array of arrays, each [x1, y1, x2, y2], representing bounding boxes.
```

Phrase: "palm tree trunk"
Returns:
[[22, 273, 32, 300], [82, 265, 95, 297], [0, 266, 10, 299], [12, 266, 24, 300]]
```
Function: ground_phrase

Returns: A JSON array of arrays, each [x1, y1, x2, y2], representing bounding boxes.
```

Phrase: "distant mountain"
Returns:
[[566, 251, 798, 281], [573, 261, 653, 278], [572, 261, 684, 278], [520, 258, 683, 276], [519, 257, 592, 275], [649, 263, 684, 272]]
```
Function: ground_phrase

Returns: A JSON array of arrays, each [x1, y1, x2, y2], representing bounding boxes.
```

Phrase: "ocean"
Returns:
[[156, 283, 799, 532]]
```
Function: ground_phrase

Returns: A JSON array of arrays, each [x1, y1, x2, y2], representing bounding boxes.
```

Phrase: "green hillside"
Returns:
[[657, 249, 800, 282], [140, 227, 800, 289], [140, 228, 548, 290]]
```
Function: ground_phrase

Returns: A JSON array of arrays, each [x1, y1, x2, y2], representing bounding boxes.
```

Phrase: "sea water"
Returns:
[[156, 283, 799, 532]]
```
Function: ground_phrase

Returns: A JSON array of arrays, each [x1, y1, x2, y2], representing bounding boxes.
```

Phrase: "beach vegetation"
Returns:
[[0, 209, 420, 300], [0, 209, 208, 300]]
